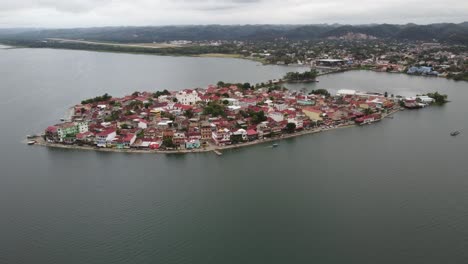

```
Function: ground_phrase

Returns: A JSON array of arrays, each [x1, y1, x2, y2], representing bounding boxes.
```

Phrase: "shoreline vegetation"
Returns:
[[0, 39, 269, 64]]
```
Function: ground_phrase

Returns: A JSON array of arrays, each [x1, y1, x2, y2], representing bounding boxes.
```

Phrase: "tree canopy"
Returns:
[[81, 93, 112, 105], [284, 69, 318, 82], [426, 92, 448, 105], [203, 102, 226, 117], [309, 89, 330, 97]]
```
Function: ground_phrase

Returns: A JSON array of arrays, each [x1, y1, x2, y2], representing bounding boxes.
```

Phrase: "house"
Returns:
[[76, 131, 94, 144], [96, 129, 117, 147], [200, 121, 212, 141], [355, 114, 382, 125], [122, 133, 136, 147], [287, 117, 304, 129], [246, 129, 258, 141], [45, 126, 59, 142], [268, 112, 284, 122], [212, 128, 232, 146], [185, 139, 201, 149], [77, 122, 89, 133], [172, 132, 187, 146], [231, 129, 248, 143]]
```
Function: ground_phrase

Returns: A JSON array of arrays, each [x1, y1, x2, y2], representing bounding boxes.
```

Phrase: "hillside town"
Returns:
[[38, 83, 441, 152]]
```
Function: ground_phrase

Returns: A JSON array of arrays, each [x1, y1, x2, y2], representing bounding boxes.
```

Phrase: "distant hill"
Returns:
[[1, 23, 467, 44]]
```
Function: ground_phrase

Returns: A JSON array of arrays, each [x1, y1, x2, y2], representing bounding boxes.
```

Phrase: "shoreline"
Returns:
[[29, 125, 340, 154], [28, 108, 400, 155], [28, 114, 394, 155], [3, 44, 466, 81]]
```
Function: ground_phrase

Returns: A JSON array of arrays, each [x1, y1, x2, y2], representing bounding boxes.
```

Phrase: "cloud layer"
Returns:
[[0, 0, 467, 27]]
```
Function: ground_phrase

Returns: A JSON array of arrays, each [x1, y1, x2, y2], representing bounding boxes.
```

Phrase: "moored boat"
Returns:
[[27, 140, 36, 145]]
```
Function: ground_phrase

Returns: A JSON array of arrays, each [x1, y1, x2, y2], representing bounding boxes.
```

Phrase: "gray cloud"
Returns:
[[0, 0, 466, 28]]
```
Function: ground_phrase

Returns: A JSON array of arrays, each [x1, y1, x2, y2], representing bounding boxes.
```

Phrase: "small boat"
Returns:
[[272, 143, 279, 148], [450, 131, 460, 136], [27, 140, 36, 145]]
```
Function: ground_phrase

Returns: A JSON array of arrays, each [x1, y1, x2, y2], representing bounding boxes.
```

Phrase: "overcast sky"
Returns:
[[0, 0, 467, 28]]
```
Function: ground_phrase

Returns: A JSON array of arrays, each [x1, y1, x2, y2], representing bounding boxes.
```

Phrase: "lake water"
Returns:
[[1, 48, 468, 264]]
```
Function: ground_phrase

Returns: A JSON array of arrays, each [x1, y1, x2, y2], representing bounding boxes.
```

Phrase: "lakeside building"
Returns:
[[43, 82, 432, 150]]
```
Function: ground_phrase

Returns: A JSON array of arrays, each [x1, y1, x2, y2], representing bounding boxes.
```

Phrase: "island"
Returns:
[[282, 69, 319, 83], [28, 80, 446, 154]]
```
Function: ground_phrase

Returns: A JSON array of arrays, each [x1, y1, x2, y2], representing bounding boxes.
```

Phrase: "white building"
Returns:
[[417, 95, 435, 104], [176, 90, 201, 105], [77, 122, 89, 133], [268, 112, 284, 122], [274, 103, 288, 111], [287, 118, 304, 129], [232, 129, 248, 141], [212, 128, 232, 145], [96, 129, 117, 147], [336, 89, 357, 96]]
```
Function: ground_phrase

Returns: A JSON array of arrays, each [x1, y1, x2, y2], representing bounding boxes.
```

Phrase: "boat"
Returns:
[[272, 143, 279, 147], [27, 140, 36, 145], [450, 131, 460, 136]]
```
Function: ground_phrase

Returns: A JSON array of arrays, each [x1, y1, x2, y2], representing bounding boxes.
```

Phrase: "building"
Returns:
[[246, 129, 258, 141], [175, 89, 201, 105], [77, 122, 89, 133], [172, 132, 187, 146], [200, 121, 212, 141], [96, 129, 117, 147], [268, 112, 284, 122], [231, 129, 248, 142], [185, 139, 201, 149], [212, 128, 232, 146]]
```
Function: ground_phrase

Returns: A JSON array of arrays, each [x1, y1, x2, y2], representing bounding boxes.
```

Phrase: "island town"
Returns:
[[30, 80, 446, 153]]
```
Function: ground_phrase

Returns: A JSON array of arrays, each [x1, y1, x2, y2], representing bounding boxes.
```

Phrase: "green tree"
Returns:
[[363, 108, 374, 115], [153, 89, 171, 98], [309, 89, 330, 97], [184, 109, 194, 118], [426, 92, 448, 105], [286, 122, 296, 133], [163, 137, 175, 148]]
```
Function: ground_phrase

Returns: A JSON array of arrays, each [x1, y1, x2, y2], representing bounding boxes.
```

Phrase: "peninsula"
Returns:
[[30, 81, 445, 154]]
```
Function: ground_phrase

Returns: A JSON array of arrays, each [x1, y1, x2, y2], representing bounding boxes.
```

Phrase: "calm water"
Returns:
[[1, 48, 468, 264]]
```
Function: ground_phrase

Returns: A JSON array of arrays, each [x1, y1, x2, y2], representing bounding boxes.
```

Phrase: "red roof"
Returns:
[[123, 133, 135, 142], [246, 129, 258, 136], [97, 129, 116, 137], [76, 131, 93, 139], [46, 126, 58, 133]]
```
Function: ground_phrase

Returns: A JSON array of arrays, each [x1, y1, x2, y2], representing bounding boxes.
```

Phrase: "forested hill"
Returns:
[[1, 23, 468, 44]]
